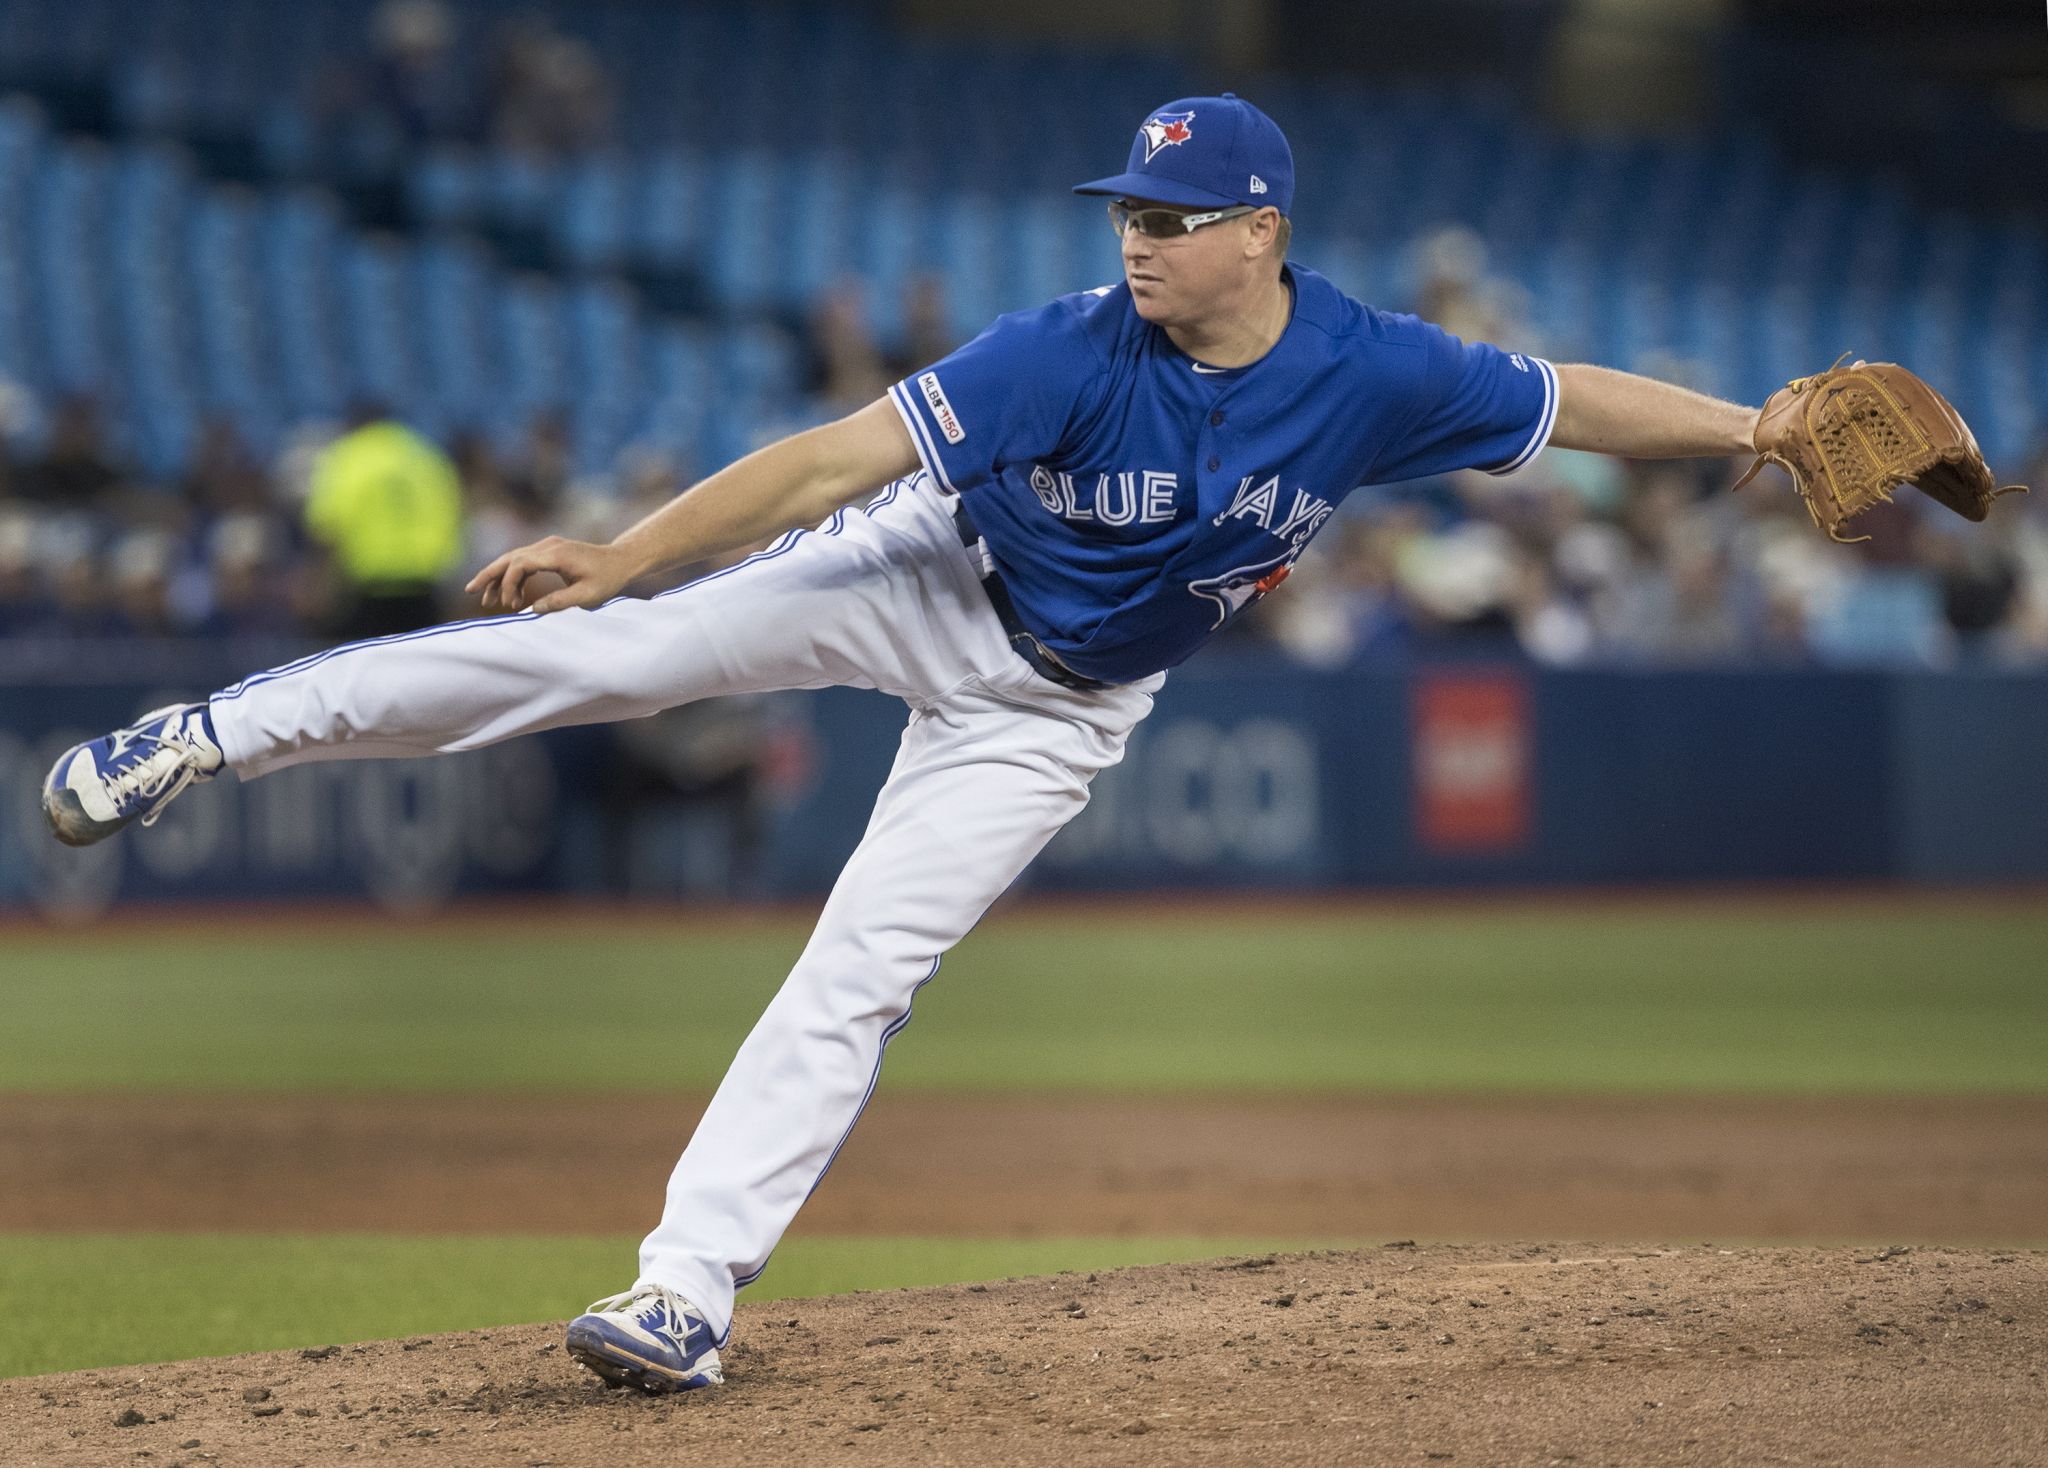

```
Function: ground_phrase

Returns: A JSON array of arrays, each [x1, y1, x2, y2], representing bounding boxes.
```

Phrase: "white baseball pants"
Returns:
[[207, 473, 1161, 1341]]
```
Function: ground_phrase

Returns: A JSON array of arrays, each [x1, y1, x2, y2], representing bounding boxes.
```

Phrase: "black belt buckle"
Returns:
[[953, 502, 1111, 694]]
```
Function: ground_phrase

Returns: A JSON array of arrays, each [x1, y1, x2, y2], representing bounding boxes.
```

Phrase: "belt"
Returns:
[[953, 501, 1112, 693]]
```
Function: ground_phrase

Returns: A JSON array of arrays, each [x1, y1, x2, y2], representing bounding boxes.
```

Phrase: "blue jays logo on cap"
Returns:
[[1074, 93, 1294, 215], [1138, 111, 1196, 163]]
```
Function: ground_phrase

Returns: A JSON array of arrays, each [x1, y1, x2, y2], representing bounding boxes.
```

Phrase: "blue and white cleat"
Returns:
[[566, 1285, 724, 1393], [42, 703, 224, 847]]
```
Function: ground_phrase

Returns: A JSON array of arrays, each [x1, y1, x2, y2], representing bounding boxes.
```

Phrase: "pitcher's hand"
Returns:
[[466, 537, 637, 614]]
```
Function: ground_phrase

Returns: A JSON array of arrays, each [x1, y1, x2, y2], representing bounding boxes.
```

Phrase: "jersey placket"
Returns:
[[1196, 387, 1236, 515]]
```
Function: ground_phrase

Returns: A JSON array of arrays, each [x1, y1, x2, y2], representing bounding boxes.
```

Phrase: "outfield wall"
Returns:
[[4, 655, 2044, 913]]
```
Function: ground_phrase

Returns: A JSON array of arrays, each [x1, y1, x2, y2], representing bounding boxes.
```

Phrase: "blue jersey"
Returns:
[[887, 264, 1557, 683]]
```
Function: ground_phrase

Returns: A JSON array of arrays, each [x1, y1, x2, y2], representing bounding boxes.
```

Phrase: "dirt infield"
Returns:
[[6, 1244, 2043, 1466], [5, 1091, 2047, 1242], [9, 1092, 2047, 1463]]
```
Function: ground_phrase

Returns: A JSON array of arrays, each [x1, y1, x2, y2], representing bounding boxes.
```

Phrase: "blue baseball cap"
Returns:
[[1073, 93, 1294, 215]]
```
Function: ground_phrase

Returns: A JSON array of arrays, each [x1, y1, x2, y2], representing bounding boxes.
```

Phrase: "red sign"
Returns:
[[1412, 671, 1533, 854]]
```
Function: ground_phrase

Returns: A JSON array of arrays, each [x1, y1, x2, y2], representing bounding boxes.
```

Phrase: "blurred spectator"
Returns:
[[0, 514, 40, 635], [464, 467, 548, 571], [616, 445, 686, 521], [17, 395, 124, 512], [303, 403, 465, 639], [1267, 514, 1414, 666], [594, 537, 788, 895], [192, 514, 296, 637], [1607, 530, 1746, 665], [1397, 518, 1522, 653], [1592, 466, 1699, 654], [1802, 501, 1951, 668], [180, 418, 273, 519], [2000, 585, 2048, 667], [1505, 544, 1595, 665], [43, 522, 119, 637], [1411, 226, 1523, 347], [511, 409, 575, 512], [599, 698, 776, 897], [106, 530, 179, 637], [1921, 520, 2023, 665], [1753, 583, 1816, 667], [892, 275, 959, 378], [485, 16, 612, 156], [365, 0, 473, 145], [463, 412, 579, 571], [0, 377, 37, 500], [305, 0, 473, 165], [449, 428, 504, 500], [805, 282, 892, 416]]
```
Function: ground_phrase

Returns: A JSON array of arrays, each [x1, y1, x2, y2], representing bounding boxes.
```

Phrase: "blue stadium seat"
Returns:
[[558, 154, 632, 271], [412, 235, 497, 429], [410, 147, 485, 229]]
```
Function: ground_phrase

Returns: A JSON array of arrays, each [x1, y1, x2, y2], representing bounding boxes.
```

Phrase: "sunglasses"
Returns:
[[1108, 201, 1260, 240]]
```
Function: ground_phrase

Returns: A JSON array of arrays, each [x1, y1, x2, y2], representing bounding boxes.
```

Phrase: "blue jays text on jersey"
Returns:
[[887, 264, 1558, 684]]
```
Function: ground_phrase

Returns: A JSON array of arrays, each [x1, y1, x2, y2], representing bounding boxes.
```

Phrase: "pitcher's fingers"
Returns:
[[500, 554, 544, 610], [480, 569, 516, 612], [472, 547, 529, 593]]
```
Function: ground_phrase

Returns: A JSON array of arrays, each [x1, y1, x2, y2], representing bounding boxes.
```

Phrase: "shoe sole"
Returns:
[[41, 750, 124, 848], [565, 1322, 721, 1394]]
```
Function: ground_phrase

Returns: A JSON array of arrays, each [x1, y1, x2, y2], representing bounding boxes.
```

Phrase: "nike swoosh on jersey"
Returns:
[[1189, 362, 1229, 374]]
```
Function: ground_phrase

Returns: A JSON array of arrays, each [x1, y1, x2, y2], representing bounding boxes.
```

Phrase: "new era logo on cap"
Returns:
[[1249, 175, 1267, 194]]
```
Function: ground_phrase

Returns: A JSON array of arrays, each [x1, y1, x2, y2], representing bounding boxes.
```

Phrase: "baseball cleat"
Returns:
[[566, 1284, 724, 1393], [42, 703, 224, 847]]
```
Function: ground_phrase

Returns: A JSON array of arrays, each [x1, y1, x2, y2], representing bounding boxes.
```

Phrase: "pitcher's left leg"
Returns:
[[631, 679, 1152, 1346]]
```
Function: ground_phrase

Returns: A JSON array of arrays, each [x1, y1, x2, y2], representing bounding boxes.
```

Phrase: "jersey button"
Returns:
[[1210, 411, 1225, 426], [1206, 455, 1220, 471]]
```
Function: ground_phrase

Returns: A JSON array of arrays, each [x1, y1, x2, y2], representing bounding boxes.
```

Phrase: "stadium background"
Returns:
[[1, 1, 2045, 1447]]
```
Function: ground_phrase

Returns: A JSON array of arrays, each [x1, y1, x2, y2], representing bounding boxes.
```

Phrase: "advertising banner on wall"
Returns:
[[1410, 670, 1532, 856], [4, 663, 2045, 914]]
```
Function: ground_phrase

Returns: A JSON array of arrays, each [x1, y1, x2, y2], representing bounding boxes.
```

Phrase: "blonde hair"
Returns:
[[1273, 214, 1292, 262]]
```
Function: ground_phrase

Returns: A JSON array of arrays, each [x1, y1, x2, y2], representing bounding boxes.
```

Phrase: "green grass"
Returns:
[[3, 902, 2045, 1092], [0, 1233, 1324, 1379], [4, 900, 2039, 1381]]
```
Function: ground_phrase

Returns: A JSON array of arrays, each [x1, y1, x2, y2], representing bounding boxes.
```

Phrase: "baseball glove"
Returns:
[[1731, 357, 2027, 543]]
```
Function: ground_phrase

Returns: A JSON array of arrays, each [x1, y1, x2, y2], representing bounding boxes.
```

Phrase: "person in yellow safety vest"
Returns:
[[305, 403, 466, 639]]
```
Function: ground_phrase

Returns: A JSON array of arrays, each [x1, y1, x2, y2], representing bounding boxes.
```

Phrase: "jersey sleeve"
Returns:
[[1367, 321, 1559, 484], [887, 300, 1100, 495]]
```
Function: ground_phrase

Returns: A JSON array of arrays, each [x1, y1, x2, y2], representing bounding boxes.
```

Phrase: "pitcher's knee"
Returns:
[[769, 939, 938, 1025]]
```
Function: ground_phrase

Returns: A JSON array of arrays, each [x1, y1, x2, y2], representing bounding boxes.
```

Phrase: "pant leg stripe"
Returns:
[[721, 953, 942, 1341], [211, 478, 927, 707]]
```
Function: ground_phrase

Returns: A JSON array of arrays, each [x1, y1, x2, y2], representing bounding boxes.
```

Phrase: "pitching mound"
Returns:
[[6, 1244, 2042, 1466]]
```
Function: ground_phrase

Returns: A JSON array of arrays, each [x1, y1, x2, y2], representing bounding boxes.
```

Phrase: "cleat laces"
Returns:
[[586, 1284, 688, 1332], [102, 732, 210, 828]]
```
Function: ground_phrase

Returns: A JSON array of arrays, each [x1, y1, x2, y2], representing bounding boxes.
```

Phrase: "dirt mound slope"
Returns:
[[6, 1244, 2044, 1467]]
